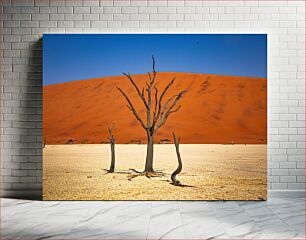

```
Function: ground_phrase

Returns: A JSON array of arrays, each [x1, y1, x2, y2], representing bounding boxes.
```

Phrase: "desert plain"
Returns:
[[43, 144, 267, 200]]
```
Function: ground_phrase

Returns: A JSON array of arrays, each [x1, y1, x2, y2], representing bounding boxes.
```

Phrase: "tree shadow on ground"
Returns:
[[102, 168, 170, 181], [101, 168, 196, 188]]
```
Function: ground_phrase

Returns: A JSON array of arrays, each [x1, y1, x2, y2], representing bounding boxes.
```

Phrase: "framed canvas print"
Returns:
[[43, 34, 267, 200]]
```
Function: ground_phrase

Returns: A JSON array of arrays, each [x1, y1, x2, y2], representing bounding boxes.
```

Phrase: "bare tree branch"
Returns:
[[126, 105, 147, 130], [169, 105, 181, 114], [156, 90, 187, 131], [160, 94, 177, 116], [117, 87, 147, 130], [123, 72, 149, 109], [147, 82, 152, 129], [146, 82, 150, 90], [153, 86, 158, 118], [152, 55, 155, 73], [164, 90, 187, 117], [151, 56, 157, 84], [145, 55, 158, 130], [152, 77, 176, 127]]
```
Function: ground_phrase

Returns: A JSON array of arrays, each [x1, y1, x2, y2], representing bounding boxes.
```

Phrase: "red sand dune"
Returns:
[[43, 72, 267, 144]]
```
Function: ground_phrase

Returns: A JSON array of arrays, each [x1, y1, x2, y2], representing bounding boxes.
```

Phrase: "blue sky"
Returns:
[[43, 34, 267, 86]]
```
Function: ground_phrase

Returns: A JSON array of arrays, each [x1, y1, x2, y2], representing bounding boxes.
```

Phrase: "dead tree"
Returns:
[[107, 123, 115, 173], [171, 132, 183, 186], [117, 56, 187, 174]]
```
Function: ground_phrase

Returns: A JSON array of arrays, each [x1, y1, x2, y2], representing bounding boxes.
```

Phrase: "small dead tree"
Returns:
[[171, 132, 183, 186], [107, 123, 115, 173], [117, 56, 187, 175]]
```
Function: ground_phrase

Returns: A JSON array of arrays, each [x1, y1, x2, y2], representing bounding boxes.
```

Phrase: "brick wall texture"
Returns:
[[0, 0, 305, 196]]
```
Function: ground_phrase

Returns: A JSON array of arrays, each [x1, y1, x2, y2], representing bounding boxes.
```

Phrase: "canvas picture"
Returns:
[[43, 34, 267, 200]]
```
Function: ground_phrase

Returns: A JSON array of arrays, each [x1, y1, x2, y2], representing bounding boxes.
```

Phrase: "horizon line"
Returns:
[[43, 71, 267, 87]]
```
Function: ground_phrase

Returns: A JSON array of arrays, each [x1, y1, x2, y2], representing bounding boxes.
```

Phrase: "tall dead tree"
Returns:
[[171, 132, 183, 186], [107, 123, 115, 173], [117, 56, 187, 174]]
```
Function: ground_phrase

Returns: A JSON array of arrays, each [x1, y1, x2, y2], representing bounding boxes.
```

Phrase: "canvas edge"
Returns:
[[1, 189, 304, 200]]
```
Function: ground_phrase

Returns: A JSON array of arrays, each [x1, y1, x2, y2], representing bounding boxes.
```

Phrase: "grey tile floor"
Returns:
[[1, 198, 305, 239]]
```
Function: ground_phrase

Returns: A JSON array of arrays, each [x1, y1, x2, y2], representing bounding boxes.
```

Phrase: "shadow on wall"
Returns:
[[3, 38, 43, 200]]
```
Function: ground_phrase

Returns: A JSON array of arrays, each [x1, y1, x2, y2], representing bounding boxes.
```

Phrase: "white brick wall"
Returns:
[[1, 0, 305, 197]]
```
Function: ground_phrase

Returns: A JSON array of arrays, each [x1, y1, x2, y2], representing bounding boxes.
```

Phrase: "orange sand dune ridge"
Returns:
[[43, 72, 267, 144]]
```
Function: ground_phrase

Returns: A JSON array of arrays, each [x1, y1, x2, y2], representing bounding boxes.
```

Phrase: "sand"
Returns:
[[43, 144, 267, 200], [43, 72, 267, 144]]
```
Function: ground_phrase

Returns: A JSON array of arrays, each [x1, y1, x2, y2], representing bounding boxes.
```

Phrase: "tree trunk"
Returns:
[[145, 133, 154, 173], [171, 133, 182, 186], [109, 140, 115, 173]]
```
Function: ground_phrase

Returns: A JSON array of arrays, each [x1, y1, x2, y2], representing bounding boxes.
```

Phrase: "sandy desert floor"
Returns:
[[43, 144, 267, 200]]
